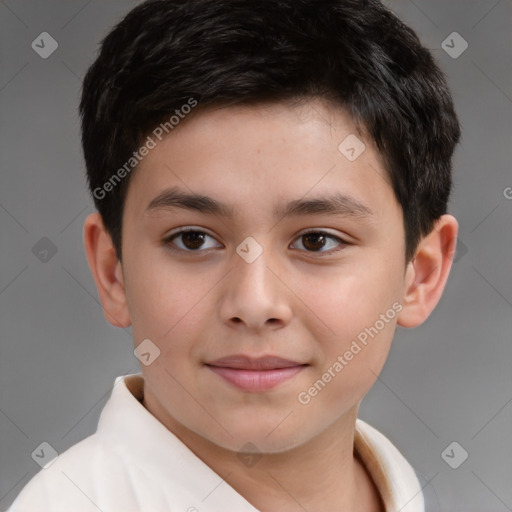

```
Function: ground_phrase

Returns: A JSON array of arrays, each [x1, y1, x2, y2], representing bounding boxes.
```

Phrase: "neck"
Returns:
[[221, 416, 363, 511], [144, 393, 383, 511]]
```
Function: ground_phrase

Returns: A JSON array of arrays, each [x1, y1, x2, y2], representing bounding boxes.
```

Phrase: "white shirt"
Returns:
[[8, 373, 424, 512]]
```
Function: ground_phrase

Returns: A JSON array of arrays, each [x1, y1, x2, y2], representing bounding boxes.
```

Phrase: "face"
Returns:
[[119, 99, 408, 453]]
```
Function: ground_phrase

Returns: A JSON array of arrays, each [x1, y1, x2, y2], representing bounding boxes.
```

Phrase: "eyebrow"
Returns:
[[146, 186, 373, 219]]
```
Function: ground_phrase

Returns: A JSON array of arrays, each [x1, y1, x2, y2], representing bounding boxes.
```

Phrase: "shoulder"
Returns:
[[7, 433, 144, 512]]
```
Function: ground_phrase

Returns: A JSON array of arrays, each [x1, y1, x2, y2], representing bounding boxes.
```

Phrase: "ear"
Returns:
[[83, 212, 131, 328], [397, 214, 458, 328]]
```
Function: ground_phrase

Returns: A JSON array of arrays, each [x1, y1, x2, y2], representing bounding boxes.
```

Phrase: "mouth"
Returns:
[[205, 355, 308, 392]]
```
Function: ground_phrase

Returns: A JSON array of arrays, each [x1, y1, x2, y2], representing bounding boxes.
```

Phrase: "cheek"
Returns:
[[295, 261, 402, 342], [123, 247, 208, 342], [296, 301, 398, 417], [292, 260, 402, 401]]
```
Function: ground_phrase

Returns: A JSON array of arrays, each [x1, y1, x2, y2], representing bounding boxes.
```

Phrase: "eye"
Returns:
[[290, 231, 348, 254], [163, 228, 222, 252]]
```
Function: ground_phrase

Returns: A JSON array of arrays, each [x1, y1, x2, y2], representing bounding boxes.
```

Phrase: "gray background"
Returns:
[[1, 0, 511, 510]]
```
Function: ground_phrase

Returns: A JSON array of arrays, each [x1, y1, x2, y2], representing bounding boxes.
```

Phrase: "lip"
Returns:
[[205, 355, 307, 392]]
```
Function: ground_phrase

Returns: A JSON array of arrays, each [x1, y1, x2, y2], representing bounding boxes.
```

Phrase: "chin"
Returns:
[[201, 417, 314, 454]]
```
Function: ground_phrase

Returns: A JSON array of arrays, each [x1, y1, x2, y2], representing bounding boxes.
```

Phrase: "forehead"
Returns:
[[124, 99, 397, 223]]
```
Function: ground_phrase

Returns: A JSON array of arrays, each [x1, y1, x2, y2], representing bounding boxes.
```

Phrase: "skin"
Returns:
[[84, 98, 458, 511]]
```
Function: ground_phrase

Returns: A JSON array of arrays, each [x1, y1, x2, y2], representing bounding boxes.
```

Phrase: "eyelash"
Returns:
[[162, 228, 349, 256]]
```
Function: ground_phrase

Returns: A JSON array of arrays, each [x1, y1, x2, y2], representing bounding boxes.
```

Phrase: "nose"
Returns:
[[218, 248, 293, 333]]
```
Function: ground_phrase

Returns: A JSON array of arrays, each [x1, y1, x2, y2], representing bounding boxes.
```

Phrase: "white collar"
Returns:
[[97, 373, 424, 512]]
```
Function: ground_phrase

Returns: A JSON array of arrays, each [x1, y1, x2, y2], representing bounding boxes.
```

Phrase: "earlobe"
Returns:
[[83, 212, 131, 328], [397, 214, 458, 328]]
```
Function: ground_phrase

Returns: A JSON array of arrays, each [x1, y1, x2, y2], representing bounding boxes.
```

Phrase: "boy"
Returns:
[[8, 0, 460, 510]]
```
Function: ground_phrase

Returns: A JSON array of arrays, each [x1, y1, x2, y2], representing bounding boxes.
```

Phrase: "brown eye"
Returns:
[[302, 233, 328, 251], [181, 231, 207, 250], [164, 229, 222, 252], [291, 231, 347, 254]]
